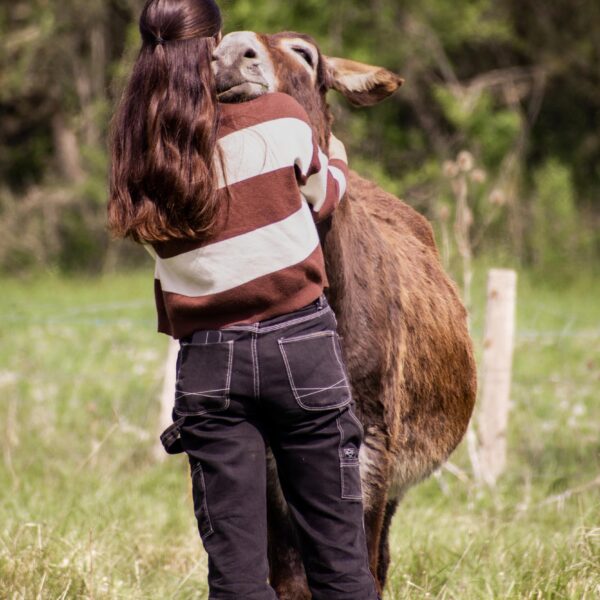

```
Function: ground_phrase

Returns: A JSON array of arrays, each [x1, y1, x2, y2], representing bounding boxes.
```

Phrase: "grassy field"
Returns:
[[1, 267, 598, 599]]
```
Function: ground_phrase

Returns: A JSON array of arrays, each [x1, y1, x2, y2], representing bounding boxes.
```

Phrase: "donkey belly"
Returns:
[[324, 182, 476, 501]]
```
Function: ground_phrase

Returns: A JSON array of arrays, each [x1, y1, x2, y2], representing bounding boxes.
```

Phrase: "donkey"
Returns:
[[213, 32, 477, 599]]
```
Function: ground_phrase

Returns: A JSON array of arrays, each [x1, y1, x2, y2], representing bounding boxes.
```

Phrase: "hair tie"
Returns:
[[155, 35, 165, 46]]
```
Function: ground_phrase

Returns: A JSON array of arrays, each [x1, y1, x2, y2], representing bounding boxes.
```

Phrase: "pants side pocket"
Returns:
[[336, 409, 364, 501], [340, 460, 363, 500]]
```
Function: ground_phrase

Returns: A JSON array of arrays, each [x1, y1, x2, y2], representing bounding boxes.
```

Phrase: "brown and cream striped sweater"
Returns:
[[147, 92, 348, 339]]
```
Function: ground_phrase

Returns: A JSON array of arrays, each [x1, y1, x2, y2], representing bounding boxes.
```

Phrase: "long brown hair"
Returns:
[[108, 0, 223, 243]]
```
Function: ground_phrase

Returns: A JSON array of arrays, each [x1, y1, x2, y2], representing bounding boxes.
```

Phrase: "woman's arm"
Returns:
[[296, 131, 349, 223]]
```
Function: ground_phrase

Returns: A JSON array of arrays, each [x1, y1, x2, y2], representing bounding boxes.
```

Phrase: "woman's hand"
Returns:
[[329, 133, 348, 164]]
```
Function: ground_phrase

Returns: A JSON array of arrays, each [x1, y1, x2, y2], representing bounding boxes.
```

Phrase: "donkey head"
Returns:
[[213, 31, 404, 147]]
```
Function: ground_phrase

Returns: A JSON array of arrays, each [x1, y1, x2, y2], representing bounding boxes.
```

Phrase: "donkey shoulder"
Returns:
[[347, 170, 437, 252]]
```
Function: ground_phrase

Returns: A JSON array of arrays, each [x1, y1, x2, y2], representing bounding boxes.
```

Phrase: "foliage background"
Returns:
[[1, 2, 599, 598], [1, 0, 599, 275]]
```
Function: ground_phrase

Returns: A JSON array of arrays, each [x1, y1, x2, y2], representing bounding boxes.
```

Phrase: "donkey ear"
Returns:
[[324, 56, 404, 107]]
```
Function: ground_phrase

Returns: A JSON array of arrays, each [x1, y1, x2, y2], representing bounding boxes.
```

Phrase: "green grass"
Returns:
[[1, 268, 599, 599]]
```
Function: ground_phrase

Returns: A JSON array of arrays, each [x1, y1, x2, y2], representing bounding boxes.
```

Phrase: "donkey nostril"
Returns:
[[244, 48, 258, 59]]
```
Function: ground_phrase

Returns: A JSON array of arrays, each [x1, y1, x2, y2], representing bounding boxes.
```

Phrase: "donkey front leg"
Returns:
[[377, 497, 400, 588], [360, 430, 394, 595]]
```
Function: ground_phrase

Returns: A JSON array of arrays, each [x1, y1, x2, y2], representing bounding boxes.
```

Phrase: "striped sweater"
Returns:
[[148, 92, 348, 339]]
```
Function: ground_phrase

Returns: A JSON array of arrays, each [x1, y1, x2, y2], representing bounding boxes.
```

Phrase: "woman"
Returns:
[[108, 1, 378, 599]]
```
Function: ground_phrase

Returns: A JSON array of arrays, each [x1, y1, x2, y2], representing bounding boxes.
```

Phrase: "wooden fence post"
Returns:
[[478, 268, 517, 486], [153, 337, 180, 461]]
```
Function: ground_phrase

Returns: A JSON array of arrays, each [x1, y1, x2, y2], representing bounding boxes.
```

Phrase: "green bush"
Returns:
[[530, 159, 591, 274]]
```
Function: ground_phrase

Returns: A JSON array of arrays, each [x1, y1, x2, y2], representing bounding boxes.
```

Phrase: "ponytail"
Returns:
[[108, 0, 223, 243]]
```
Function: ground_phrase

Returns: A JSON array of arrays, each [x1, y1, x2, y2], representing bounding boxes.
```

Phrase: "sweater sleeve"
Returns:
[[295, 130, 349, 223]]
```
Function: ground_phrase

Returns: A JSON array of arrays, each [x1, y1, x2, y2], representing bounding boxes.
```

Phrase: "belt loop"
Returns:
[[160, 416, 186, 455]]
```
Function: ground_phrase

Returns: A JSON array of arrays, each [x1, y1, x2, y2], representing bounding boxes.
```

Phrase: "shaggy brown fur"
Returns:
[[217, 31, 478, 598]]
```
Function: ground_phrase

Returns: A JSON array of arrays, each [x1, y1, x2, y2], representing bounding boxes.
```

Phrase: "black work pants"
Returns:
[[161, 296, 377, 600]]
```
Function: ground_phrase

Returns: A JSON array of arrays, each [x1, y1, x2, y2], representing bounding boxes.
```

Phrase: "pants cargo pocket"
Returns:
[[341, 459, 363, 500], [337, 406, 364, 501], [191, 460, 214, 540]]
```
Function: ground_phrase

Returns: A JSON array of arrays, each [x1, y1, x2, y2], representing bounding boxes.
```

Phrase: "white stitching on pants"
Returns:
[[260, 306, 332, 333], [175, 341, 234, 416], [278, 331, 335, 344], [348, 405, 365, 438], [251, 333, 260, 399], [336, 415, 345, 462], [337, 414, 363, 500], [175, 389, 229, 399], [221, 306, 332, 333], [278, 344, 351, 412], [225, 340, 234, 395], [340, 463, 363, 500], [331, 334, 351, 389], [294, 378, 348, 399]]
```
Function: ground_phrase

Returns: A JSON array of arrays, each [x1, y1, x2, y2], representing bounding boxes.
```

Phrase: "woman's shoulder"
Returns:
[[261, 92, 308, 117], [220, 92, 310, 128]]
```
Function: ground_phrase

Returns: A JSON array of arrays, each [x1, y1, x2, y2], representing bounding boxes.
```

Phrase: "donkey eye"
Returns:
[[293, 47, 314, 67]]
